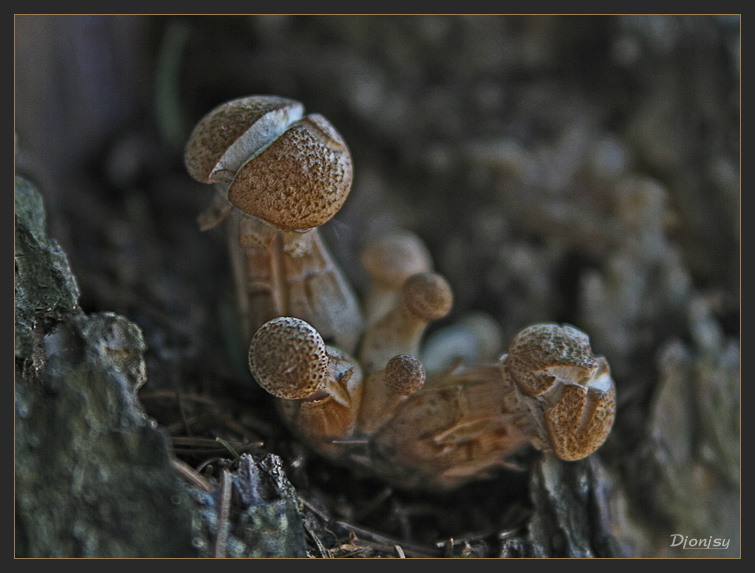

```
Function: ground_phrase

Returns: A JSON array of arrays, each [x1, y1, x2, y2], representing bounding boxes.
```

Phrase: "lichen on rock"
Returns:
[[14, 175, 81, 359]]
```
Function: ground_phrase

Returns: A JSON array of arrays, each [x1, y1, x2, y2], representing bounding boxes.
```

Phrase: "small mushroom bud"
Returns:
[[357, 354, 426, 435], [184, 96, 363, 352], [249, 316, 363, 447], [359, 271, 454, 374], [501, 323, 616, 461], [360, 230, 434, 325]]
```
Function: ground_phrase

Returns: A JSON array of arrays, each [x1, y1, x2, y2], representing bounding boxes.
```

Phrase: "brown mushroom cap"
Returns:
[[360, 231, 433, 287], [384, 354, 426, 396], [227, 114, 353, 231], [503, 323, 599, 398], [184, 95, 304, 185], [184, 96, 354, 231], [502, 323, 616, 460], [541, 361, 616, 460], [401, 272, 454, 321], [248, 316, 330, 400]]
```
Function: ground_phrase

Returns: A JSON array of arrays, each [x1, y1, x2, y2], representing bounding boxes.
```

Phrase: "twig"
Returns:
[[303, 520, 333, 558], [171, 458, 214, 493], [214, 468, 232, 558]]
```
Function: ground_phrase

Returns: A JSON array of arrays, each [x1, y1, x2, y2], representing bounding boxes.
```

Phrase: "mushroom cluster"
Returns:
[[185, 95, 363, 351], [185, 95, 617, 490]]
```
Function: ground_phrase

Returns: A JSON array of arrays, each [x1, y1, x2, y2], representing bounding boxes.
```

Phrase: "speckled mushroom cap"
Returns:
[[502, 323, 616, 461], [228, 114, 353, 231], [248, 316, 330, 400], [360, 231, 433, 287], [401, 272, 454, 321], [537, 360, 615, 461], [185, 96, 304, 185], [384, 354, 426, 395], [184, 96, 354, 231], [503, 324, 599, 397]]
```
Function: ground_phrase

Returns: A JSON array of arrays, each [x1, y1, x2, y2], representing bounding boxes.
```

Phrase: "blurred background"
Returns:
[[15, 15, 740, 557]]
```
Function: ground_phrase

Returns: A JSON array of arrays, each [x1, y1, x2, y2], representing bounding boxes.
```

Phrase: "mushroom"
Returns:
[[248, 316, 363, 449], [358, 271, 454, 374], [184, 96, 363, 351], [359, 230, 434, 325], [357, 354, 426, 435], [501, 323, 616, 461], [420, 310, 504, 374]]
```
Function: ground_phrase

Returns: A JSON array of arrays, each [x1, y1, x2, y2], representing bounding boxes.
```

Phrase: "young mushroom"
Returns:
[[184, 95, 363, 352], [501, 323, 616, 461], [248, 316, 363, 452], [358, 271, 454, 374], [357, 353, 426, 435], [363, 323, 616, 489], [359, 230, 434, 325]]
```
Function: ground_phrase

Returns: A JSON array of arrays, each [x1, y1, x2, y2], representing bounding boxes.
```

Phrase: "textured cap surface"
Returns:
[[502, 323, 616, 460], [249, 316, 329, 400], [184, 95, 304, 184], [384, 354, 426, 395], [227, 114, 353, 230], [542, 369, 616, 460], [504, 323, 598, 398]]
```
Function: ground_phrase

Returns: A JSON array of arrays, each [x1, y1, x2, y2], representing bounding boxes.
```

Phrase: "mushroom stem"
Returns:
[[360, 230, 434, 326], [369, 364, 534, 490], [358, 271, 454, 374], [278, 345, 363, 452], [279, 228, 363, 354], [229, 212, 363, 351], [357, 354, 426, 435]]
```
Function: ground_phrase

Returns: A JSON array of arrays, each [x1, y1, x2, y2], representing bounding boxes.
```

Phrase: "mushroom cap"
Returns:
[[503, 323, 599, 398], [360, 231, 433, 287], [227, 114, 353, 231], [184, 96, 354, 231], [502, 323, 616, 460], [248, 316, 330, 400], [401, 272, 454, 321], [384, 354, 426, 395], [540, 361, 616, 460], [184, 95, 304, 185]]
